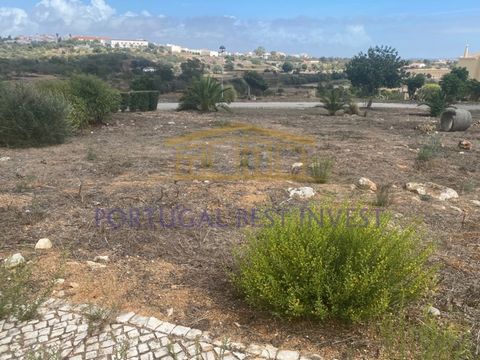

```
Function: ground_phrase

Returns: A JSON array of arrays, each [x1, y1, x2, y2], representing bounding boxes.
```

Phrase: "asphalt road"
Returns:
[[157, 102, 480, 111]]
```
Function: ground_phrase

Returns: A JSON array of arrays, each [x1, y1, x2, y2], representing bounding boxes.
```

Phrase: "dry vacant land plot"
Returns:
[[1, 108, 479, 358]]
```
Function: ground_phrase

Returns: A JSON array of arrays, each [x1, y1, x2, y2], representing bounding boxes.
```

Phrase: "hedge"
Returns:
[[120, 91, 159, 112]]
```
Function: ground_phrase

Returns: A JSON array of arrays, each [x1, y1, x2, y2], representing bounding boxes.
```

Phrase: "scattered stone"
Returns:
[[86, 261, 107, 270], [35, 238, 53, 250], [458, 140, 472, 151], [405, 182, 459, 201], [93, 255, 110, 263], [55, 279, 65, 285], [427, 306, 441, 317], [290, 162, 304, 174], [357, 177, 377, 191], [277, 350, 300, 360], [4, 253, 25, 268], [0, 156, 11, 162], [470, 200, 480, 207], [288, 187, 315, 199]]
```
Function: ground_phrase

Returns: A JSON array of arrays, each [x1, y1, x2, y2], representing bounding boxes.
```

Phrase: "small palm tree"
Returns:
[[418, 90, 450, 117], [178, 77, 234, 112], [321, 88, 346, 116]]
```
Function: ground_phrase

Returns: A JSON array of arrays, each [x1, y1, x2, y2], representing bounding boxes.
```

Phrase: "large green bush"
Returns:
[[233, 206, 434, 322], [36, 79, 89, 129], [0, 83, 71, 147], [68, 74, 120, 124]]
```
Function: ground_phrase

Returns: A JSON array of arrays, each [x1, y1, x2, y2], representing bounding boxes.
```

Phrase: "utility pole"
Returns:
[[219, 45, 226, 100]]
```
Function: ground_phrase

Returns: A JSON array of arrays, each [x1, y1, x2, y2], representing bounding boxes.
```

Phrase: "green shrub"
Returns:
[[380, 310, 475, 360], [130, 91, 150, 111], [233, 206, 434, 322], [0, 262, 53, 321], [178, 77, 234, 112], [120, 91, 159, 112], [68, 74, 120, 124], [309, 157, 334, 183], [36, 79, 89, 130], [120, 92, 130, 112], [0, 83, 71, 148], [417, 135, 442, 162]]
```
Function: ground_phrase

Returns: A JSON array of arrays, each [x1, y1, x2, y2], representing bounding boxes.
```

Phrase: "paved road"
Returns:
[[158, 101, 480, 111]]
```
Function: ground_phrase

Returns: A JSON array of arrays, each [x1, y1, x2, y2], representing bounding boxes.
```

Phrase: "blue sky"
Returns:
[[1, 0, 480, 58]]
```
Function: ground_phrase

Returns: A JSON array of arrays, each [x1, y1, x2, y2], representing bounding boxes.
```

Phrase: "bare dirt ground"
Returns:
[[1, 108, 479, 359]]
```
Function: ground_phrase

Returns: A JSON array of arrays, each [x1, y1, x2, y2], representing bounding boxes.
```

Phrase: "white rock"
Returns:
[[357, 177, 377, 191], [167, 121, 175, 125], [0, 157, 11, 162], [54, 278, 65, 285], [93, 255, 110, 263], [406, 182, 459, 201], [470, 200, 480, 207], [35, 238, 53, 250], [288, 187, 315, 199], [427, 306, 441, 317], [5, 253, 25, 268], [86, 261, 107, 270], [290, 162, 304, 174]]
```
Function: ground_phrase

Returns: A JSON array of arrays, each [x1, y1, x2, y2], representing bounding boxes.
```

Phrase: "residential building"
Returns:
[[458, 45, 480, 81], [72, 35, 110, 45], [108, 39, 149, 48], [165, 44, 183, 54]]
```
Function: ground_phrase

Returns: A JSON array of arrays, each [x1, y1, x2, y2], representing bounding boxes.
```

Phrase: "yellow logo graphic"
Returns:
[[165, 122, 316, 181]]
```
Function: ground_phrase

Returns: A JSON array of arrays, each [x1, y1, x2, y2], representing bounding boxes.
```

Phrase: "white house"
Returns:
[[108, 39, 149, 48], [165, 44, 183, 54]]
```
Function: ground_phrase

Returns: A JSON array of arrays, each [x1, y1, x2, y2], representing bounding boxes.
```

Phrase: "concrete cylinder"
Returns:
[[440, 108, 472, 132]]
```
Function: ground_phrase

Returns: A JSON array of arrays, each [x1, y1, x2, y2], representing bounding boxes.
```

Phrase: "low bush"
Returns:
[[0, 83, 71, 147], [0, 262, 53, 321], [380, 310, 475, 360], [119, 91, 159, 112], [309, 157, 334, 183], [417, 135, 443, 162], [68, 74, 120, 124], [233, 206, 435, 322]]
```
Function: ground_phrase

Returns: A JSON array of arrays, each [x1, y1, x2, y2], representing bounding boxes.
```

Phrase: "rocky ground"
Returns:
[[0, 107, 479, 359]]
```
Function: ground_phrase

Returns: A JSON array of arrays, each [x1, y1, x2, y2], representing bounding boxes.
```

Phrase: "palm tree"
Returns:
[[321, 88, 347, 116], [178, 77, 235, 112]]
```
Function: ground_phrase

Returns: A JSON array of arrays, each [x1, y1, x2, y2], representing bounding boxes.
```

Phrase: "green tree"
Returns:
[[180, 58, 205, 82], [440, 74, 464, 102], [466, 79, 480, 101], [243, 71, 269, 95], [440, 67, 469, 102], [346, 45, 407, 98], [254, 46, 266, 57], [451, 67, 469, 82], [405, 74, 426, 99], [282, 62, 294, 73]]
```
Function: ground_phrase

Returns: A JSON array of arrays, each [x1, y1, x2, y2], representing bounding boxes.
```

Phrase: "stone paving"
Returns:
[[0, 299, 321, 360]]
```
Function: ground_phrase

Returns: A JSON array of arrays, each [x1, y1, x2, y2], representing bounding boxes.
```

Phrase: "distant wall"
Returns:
[[458, 57, 480, 81]]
